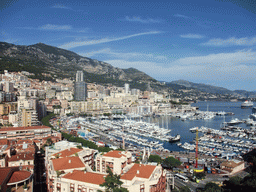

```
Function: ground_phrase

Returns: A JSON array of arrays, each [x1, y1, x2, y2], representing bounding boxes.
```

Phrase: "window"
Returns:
[[140, 184, 145, 192]]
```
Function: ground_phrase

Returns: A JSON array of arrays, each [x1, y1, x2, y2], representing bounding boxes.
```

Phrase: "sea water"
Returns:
[[143, 101, 253, 151]]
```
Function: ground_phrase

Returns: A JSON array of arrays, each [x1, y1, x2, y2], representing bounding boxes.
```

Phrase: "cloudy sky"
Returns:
[[1, 0, 256, 91]]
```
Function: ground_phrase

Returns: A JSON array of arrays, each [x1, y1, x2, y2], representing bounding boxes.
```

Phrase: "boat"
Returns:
[[241, 100, 253, 108], [252, 107, 256, 114], [226, 118, 243, 125], [189, 127, 198, 133], [169, 134, 180, 143]]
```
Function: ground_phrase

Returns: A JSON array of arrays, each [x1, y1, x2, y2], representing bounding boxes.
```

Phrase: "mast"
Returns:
[[195, 127, 198, 168], [122, 126, 125, 149]]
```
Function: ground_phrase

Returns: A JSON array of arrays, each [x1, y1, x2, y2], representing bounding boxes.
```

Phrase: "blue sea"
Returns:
[[142, 101, 253, 152]]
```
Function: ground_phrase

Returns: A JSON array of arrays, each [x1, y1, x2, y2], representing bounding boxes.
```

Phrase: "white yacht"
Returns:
[[241, 100, 253, 108]]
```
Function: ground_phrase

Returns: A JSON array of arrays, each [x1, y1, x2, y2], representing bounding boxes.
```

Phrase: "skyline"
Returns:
[[1, 0, 256, 91]]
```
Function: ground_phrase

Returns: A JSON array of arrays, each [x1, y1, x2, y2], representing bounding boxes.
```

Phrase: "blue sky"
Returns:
[[1, 0, 256, 91]]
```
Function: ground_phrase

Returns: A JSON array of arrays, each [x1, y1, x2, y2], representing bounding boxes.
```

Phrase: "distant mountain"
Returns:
[[169, 80, 233, 94], [169, 80, 256, 97], [0, 42, 158, 91]]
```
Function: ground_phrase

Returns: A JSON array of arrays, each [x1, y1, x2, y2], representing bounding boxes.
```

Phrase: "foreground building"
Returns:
[[0, 125, 51, 140], [46, 148, 166, 192]]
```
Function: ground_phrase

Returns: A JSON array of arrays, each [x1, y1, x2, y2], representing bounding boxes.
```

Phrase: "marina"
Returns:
[[58, 101, 256, 159]]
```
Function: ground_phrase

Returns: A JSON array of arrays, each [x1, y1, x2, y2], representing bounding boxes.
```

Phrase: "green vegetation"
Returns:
[[41, 112, 55, 128], [204, 182, 222, 192], [162, 156, 182, 170], [148, 155, 162, 164], [23, 183, 28, 189], [61, 132, 111, 152], [98, 166, 128, 192], [179, 186, 191, 192], [193, 172, 206, 180]]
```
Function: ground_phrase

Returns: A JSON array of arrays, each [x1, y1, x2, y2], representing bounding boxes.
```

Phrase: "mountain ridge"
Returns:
[[0, 41, 254, 97], [0, 41, 158, 91]]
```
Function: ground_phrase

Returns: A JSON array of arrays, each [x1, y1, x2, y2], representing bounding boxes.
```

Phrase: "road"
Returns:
[[174, 178, 197, 192]]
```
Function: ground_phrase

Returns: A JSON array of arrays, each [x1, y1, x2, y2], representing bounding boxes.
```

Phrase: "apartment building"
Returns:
[[18, 108, 39, 127], [0, 125, 51, 140], [45, 143, 96, 192], [51, 147, 95, 169], [0, 102, 17, 116], [50, 170, 105, 192], [95, 150, 132, 175], [121, 164, 166, 192], [8, 152, 35, 172]]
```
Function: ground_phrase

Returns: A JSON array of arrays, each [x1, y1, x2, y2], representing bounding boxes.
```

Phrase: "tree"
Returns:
[[99, 166, 128, 192], [179, 186, 190, 192], [162, 156, 182, 170], [148, 155, 162, 164], [204, 182, 222, 192], [223, 176, 242, 192], [194, 172, 206, 180], [46, 138, 53, 146]]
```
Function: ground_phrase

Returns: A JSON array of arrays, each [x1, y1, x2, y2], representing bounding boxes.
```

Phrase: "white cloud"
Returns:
[[124, 16, 162, 23], [51, 4, 71, 10], [59, 31, 162, 49], [202, 36, 256, 46], [105, 50, 256, 82], [40, 24, 72, 30], [79, 48, 167, 61], [180, 34, 205, 39], [174, 14, 190, 19]]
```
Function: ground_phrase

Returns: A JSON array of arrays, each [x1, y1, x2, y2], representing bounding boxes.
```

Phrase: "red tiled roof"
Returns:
[[0, 125, 51, 132], [52, 148, 83, 158], [9, 152, 35, 162], [52, 156, 85, 171], [17, 139, 33, 145], [103, 150, 125, 158], [62, 170, 105, 185], [33, 139, 41, 143], [121, 164, 156, 180], [0, 167, 12, 185], [8, 171, 31, 184], [0, 139, 8, 146]]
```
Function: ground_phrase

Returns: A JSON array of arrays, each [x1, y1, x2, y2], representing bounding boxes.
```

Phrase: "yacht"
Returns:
[[241, 100, 253, 108], [226, 118, 243, 125], [169, 134, 180, 143], [189, 127, 198, 133]]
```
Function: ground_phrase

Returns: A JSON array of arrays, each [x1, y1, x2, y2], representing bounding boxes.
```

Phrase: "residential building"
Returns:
[[0, 125, 51, 140], [0, 167, 33, 192], [121, 164, 166, 192], [18, 108, 39, 127], [221, 159, 245, 175], [74, 71, 87, 101], [95, 150, 132, 175]]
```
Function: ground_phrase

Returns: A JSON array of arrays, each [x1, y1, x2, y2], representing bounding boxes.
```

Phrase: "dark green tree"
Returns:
[[162, 156, 182, 170], [99, 166, 128, 192], [148, 155, 162, 164], [179, 186, 191, 192], [223, 176, 242, 192], [46, 138, 53, 146], [204, 182, 222, 192]]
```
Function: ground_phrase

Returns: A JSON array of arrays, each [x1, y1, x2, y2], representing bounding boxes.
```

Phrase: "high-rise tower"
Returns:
[[76, 71, 84, 82], [74, 71, 87, 101]]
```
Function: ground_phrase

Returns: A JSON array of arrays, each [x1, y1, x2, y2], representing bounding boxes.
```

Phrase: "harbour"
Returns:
[[59, 101, 256, 159]]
